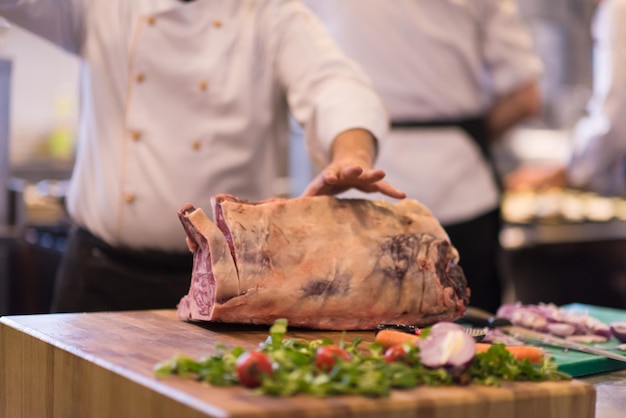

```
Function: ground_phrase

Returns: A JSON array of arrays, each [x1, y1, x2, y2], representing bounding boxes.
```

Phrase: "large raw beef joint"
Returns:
[[176, 194, 470, 330]]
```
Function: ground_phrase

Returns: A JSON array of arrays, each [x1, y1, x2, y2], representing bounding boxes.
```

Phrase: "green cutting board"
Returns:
[[544, 304, 626, 377]]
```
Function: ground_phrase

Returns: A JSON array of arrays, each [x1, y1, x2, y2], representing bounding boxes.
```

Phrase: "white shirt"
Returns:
[[305, 0, 543, 224], [1, 0, 387, 251], [567, 0, 626, 196]]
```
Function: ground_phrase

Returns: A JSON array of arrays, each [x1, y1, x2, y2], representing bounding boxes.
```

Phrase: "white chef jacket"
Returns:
[[566, 0, 626, 196], [1, 0, 388, 251], [305, 0, 543, 224]]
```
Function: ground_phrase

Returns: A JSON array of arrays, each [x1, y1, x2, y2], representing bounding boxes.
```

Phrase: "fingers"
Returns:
[[320, 165, 363, 185], [300, 174, 327, 197], [504, 166, 567, 192], [374, 181, 407, 199], [301, 165, 406, 199], [336, 165, 385, 184], [349, 167, 385, 183], [314, 165, 367, 188]]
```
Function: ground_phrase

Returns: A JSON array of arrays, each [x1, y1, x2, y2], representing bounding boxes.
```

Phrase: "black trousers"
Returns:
[[50, 226, 193, 313], [444, 208, 503, 314]]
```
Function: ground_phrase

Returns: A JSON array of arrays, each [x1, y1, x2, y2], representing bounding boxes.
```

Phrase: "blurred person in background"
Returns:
[[507, 0, 626, 197], [0, 0, 405, 313], [305, 0, 543, 313]]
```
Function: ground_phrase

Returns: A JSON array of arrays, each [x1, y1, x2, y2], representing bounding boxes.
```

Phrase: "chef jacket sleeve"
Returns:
[[0, 0, 85, 54], [479, 0, 543, 95], [566, 0, 626, 195], [267, 0, 389, 167]]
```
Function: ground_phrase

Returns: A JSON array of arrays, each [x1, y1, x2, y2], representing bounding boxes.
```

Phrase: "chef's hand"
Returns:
[[505, 164, 567, 192], [300, 128, 406, 199]]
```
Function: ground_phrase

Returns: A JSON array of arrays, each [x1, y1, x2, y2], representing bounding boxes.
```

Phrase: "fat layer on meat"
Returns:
[[176, 194, 470, 330]]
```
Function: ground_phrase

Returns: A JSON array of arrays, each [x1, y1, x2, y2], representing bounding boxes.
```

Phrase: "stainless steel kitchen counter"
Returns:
[[501, 220, 626, 249]]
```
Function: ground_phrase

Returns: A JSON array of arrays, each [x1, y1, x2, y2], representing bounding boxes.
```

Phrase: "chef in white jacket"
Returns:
[[305, 0, 543, 312], [0, 0, 405, 312], [507, 0, 626, 197]]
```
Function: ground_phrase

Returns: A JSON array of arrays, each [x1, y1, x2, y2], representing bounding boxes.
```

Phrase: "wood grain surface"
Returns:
[[0, 310, 597, 418]]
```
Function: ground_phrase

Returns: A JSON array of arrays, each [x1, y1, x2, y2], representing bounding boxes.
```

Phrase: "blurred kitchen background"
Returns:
[[2, 0, 626, 315]]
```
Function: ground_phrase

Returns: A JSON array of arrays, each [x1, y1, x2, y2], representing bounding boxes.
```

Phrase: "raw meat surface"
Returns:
[[177, 194, 470, 330]]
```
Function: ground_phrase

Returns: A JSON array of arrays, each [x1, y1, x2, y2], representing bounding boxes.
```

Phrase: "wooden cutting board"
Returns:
[[0, 310, 596, 418]]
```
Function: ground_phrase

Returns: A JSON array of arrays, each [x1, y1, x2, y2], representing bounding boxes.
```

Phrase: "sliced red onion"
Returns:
[[610, 322, 626, 343], [498, 303, 548, 331], [429, 321, 466, 336], [498, 302, 611, 338], [561, 310, 611, 337], [546, 323, 576, 337], [496, 302, 521, 318], [581, 316, 612, 338], [546, 304, 611, 337], [417, 322, 476, 372], [535, 303, 562, 321]]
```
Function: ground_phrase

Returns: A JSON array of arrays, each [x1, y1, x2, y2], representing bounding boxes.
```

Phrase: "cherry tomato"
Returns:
[[384, 345, 408, 364], [235, 351, 273, 388], [315, 345, 351, 371]]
